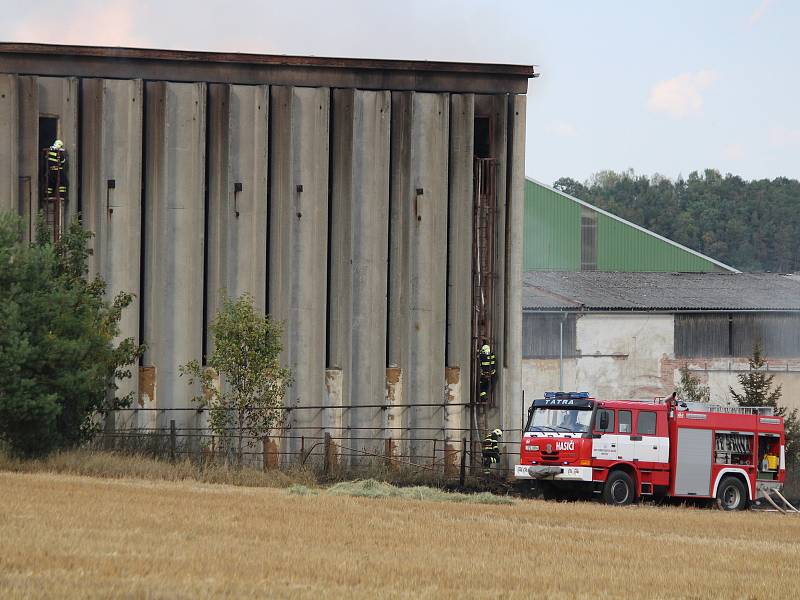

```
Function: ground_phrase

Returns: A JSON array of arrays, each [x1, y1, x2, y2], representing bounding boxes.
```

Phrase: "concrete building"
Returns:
[[524, 178, 737, 273], [0, 43, 535, 468], [523, 271, 800, 412]]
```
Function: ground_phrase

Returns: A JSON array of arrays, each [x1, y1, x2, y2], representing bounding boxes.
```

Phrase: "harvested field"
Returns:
[[1, 472, 799, 599]]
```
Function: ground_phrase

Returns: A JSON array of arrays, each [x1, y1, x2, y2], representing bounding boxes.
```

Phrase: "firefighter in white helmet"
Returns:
[[45, 139, 68, 198], [478, 343, 497, 402], [482, 428, 503, 473]]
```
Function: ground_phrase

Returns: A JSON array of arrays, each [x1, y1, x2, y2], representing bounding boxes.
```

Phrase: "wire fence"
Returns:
[[96, 404, 524, 483]]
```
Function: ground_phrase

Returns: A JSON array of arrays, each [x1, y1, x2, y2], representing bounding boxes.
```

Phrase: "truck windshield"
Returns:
[[527, 407, 592, 433]]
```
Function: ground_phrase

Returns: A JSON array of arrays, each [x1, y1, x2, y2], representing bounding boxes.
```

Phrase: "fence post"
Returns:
[[169, 419, 176, 463], [103, 410, 116, 451], [459, 438, 467, 487], [323, 432, 332, 476]]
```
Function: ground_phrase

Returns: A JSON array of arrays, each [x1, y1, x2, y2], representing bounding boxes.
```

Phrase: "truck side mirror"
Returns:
[[599, 411, 609, 431]]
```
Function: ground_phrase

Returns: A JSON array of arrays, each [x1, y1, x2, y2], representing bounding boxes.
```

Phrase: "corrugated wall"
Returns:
[[524, 178, 581, 270], [524, 180, 727, 272], [596, 212, 721, 272]]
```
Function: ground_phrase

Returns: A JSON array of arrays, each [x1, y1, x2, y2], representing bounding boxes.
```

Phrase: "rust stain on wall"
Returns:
[[138, 365, 156, 408], [263, 437, 279, 469], [445, 366, 460, 385], [386, 367, 401, 385], [443, 442, 460, 476]]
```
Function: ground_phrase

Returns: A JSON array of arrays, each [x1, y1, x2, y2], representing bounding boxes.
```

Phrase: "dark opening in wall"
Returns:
[[676, 312, 800, 358], [522, 313, 578, 358], [38, 116, 61, 239], [580, 207, 598, 271], [473, 115, 491, 158], [38, 116, 58, 151]]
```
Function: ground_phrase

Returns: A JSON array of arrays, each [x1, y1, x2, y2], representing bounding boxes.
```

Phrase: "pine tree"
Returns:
[[730, 343, 800, 465], [676, 365, 710, 403], [0, 213, 143, 457]]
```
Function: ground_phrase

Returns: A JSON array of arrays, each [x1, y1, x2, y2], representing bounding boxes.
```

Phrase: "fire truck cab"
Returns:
[[515, 392, 786, 510]]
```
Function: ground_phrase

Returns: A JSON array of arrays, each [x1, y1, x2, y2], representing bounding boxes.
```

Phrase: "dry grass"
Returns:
[[1, 472, 799, 599], [0, 448, 316, 489], [298, 479, 513, 505]]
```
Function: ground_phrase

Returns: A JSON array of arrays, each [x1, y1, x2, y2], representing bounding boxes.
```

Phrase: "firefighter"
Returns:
[[45, 139, 68, 199], [478, 343, 497, 402], [482, 428, 503, 473]]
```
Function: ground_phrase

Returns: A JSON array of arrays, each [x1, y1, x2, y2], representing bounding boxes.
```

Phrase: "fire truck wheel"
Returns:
[[716, 477, 748, 511], [603, 471, 635, 506]]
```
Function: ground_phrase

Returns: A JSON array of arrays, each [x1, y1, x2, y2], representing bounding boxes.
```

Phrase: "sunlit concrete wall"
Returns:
[[2, 71, 527, 470], [81, 78, 143, 404]]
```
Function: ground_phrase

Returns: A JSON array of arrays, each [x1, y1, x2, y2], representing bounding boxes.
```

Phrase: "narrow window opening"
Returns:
[[473, 116, 491, 158], [38, 115, 62, 240], [138, 86, 148, 367], [325, 91, 335, 369], [471, 112, 496, 405], [201, 86, 212, 366], [580, 207, 598, 271]]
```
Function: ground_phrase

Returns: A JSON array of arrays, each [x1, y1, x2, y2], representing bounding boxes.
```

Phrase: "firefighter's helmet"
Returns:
[[493, 428, 502, 437], [481, 344, 491, 354], [52, 140, 64, 150]]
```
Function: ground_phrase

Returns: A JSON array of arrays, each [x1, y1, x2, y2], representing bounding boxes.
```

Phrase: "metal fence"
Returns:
[[96, 404, 524, 483]]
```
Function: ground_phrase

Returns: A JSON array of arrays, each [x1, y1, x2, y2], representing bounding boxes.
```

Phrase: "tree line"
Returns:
[[554, 169, 800, 273]]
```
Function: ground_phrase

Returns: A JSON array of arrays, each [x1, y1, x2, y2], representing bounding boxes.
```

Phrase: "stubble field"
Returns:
[[1, 471, 799, 599]]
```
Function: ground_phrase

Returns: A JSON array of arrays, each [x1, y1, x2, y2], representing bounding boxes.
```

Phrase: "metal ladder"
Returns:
[[470, 157, 497, 468]]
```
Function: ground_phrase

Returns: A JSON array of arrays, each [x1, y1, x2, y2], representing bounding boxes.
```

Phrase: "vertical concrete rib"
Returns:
[[0, 75, 19, 214], [38, 77, 79, 222], [389, 91, 449, 459], [501, 94, 526, 465], [80, 78, 143, 405], [330, 89, 390, 461], [143, 81, 206, 426], [447, 94, 474, 437], [17, 76, 38, 241], [207, 83, 269, 355], [269, 86, 330, 461]]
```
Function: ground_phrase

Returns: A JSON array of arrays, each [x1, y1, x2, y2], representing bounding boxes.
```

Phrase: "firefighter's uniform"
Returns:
[[482, 428, 502, 472], [45, 140, 68, 198], [478, 344, 497, 402]]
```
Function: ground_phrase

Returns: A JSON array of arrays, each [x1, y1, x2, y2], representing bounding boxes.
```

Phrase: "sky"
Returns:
[[1, 0, 798, 186]]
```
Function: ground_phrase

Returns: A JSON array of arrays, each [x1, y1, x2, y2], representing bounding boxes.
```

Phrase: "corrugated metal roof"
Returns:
[[523, 271, 800, 311]]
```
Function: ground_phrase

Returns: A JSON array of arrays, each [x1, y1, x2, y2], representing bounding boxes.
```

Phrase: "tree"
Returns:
[[730, 343, 800, 465], [555, 169, 800, 272], [675, 365, 710, 403], [180, 294, 291, 465], [0, 213, 143, 457]]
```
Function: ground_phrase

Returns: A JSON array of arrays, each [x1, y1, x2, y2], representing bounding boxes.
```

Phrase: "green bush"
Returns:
[[0, 213, 142, 457]]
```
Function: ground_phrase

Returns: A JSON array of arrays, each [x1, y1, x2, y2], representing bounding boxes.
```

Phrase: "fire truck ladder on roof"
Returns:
[[683, 402, 775, 416], [470, 157, 497, 469]]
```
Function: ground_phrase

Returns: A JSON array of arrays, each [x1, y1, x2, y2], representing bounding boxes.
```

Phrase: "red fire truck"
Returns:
[[514, 392, 786, 509]]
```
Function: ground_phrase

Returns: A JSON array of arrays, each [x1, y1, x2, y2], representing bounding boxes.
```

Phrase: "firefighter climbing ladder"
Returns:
[[39, 147, 66, 241], [470, 157, 498, 468]]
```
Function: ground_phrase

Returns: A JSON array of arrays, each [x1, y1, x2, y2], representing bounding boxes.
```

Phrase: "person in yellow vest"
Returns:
[[478, 344, 497, 402], [482, 428, 502, 473], [45, 140, 68, 198]]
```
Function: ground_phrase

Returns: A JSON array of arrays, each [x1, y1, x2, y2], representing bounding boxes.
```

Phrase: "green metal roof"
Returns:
[[524, 179, 738, 273]]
